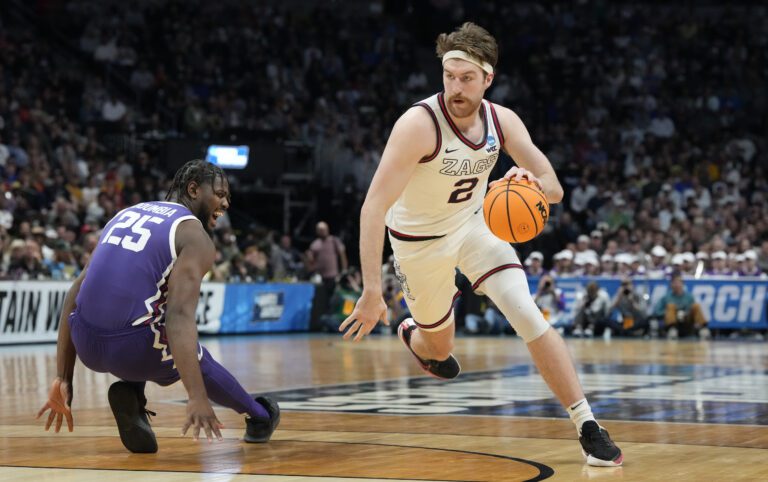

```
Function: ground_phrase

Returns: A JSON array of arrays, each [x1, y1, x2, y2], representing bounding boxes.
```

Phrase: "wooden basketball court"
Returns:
[[1, 334, 767, 481]]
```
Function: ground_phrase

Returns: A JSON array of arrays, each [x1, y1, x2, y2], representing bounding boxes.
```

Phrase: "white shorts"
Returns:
[[388, 212, 524, 331]]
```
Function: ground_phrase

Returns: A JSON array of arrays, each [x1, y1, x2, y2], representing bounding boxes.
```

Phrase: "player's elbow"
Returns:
[[360, 197, 389, 219], [165, 305, 196, 329], [546, 184, 564, 204]]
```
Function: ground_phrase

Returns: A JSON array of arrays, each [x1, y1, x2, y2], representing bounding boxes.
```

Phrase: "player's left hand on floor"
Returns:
[[181, 398, 224, 443], [37, 377, 74, 433], [339, 293, 388, 342]]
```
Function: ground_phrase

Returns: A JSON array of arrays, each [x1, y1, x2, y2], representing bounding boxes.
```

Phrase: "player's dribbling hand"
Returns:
[[37, 377, 74, 433], [339, 290, 388, 342], [182, 398, 224, 443], [489, 166, 543, 191]]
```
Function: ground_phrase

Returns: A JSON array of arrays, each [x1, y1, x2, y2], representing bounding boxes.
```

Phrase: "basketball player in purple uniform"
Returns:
[[339, 23, 622, 467], [37, 160, 279, 453]]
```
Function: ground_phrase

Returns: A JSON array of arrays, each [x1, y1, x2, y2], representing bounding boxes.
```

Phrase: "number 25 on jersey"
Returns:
[[101, 211, 165, 252]]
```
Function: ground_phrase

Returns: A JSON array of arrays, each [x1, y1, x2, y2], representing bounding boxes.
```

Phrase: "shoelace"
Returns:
[[144, 409, 157, 422], [586, 427, 614, 448]]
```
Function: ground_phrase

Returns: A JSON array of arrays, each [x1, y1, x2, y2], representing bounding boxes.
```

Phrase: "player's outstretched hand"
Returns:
[[489, 166, 543, 191], [339, 290, 388, 342], [181, 398, 224, 442], [37, 377, 74, 433]]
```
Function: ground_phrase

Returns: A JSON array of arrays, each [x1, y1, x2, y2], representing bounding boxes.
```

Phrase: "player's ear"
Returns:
[[186, 181, 200, 200], [484, 72, 495, 89]]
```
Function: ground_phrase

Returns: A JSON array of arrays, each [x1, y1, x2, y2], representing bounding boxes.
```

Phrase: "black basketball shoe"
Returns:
[[579, 421, 624, 466], [244, 396, 281, 443], [398, 318, 461, 380], [108, 381, 158, 453]]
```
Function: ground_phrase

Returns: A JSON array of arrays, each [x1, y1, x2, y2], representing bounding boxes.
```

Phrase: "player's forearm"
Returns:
[[165, 311, 208, 401], [359, 201, 386, 293], [56, 316, 77, 382], [56, 277, 83, 381], [538, 171, 564, 204]]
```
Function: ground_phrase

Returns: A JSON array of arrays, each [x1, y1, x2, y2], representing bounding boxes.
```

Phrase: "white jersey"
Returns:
[[386, 93, 505, 237]]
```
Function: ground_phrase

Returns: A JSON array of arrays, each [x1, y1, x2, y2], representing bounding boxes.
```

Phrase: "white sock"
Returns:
[[567, 398, 597, 434]]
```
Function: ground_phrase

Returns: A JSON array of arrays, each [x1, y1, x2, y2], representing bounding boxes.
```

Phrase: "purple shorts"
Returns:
[[69, 312, 198, 386]]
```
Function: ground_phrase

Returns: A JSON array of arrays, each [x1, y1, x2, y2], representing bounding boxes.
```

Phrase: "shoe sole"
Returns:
[[397, 322, 460, 380], [108, 383, 158, 453], [582, 448, 623, 467]]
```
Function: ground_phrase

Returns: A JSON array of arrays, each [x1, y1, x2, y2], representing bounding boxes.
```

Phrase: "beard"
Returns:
[[445, 94, 483, 119], [196, 205, 215, 236]]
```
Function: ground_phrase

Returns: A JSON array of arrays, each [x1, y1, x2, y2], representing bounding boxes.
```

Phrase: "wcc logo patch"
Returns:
[[486, 134, 497, 153]]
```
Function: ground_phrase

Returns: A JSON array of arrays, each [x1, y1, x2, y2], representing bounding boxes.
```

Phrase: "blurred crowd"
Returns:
[[0, 0, 765, 310]]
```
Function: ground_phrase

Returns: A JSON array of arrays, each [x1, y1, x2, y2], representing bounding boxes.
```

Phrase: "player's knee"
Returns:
[[480, 270, 550, 343], [489, 290, 549, 342], [508, 312, 550, 343], [489, 286, 550, 343]]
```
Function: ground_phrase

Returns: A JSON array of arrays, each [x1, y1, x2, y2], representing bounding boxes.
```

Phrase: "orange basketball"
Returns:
[[483, 179, 549, 243]]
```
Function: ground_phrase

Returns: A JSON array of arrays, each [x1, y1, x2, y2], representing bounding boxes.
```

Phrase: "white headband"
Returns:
[[442, 50, 494, 74]]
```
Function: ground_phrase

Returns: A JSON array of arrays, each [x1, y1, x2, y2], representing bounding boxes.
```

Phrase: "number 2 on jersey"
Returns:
[[448, 177, 479, 203], [101, 211, 164, 252]]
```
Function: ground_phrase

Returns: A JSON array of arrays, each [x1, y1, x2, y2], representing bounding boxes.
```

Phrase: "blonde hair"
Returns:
[[436, 22, 498, 69]]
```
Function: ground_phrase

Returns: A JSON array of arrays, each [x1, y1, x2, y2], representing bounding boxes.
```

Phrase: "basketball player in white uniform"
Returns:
[[339, 23, 623, 466]]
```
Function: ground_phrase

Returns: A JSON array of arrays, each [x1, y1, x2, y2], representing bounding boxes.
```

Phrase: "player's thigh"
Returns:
[[457, 223, 523, 290], [390, 236, 458, 331], [458, 225, 549, 342], [107, 324, 181, 385]]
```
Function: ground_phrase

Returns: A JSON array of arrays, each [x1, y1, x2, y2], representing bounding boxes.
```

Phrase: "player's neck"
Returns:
[[446, 105, 483, 134]]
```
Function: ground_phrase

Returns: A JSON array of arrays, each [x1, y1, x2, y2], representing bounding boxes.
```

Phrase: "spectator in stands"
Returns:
[[533, 274, 568, 334], [570, 177, 598, 227], [614, 254, 635, 278], [582, 257, 601, 277], [243, 245, 269, 283], [740, 251, 764, 277], [680, 252, 697, 276], [383, 275, 410, 330], [44, 240, 80, 281], [728, 253, 742, 275], [609, 278, 648, 337], [572, 282, 611, 337], [102, 93, 127, 123], [524, 251, 545, 276], [589, 230, 604, 254], [309, 221, 348, 302], [550, 250, 574, 278], [757, 240, 768, 274], [706, 251, 732, 276], [7, 239, 50, 280], [652, 272, 709, 340], [600, 254, 616, 277], [695, 251, 710, 275], [321, 267, 363, 332], [274, 234, 304, 281], [575, 235, 598, 260], [647, 246, 669, 278]]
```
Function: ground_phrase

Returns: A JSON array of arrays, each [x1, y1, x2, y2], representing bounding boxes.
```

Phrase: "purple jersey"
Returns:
[[76, 201, 199, 330]]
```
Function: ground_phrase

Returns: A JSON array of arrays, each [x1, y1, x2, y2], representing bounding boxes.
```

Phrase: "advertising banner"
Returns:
[[0, 281, 315, 344], [217, 283, 315, 333], [529, 277, 768, 329]]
